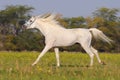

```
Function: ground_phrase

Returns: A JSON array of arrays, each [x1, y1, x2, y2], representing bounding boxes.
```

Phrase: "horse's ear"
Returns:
[[33, 16, 39, 19], [54, 13, 62, 20], [41, 13, 51, 18], [31, 16, 36, 18], [37, 15, 42, 18], [46, 13, 62, 20], [46, 14, 56, 20]]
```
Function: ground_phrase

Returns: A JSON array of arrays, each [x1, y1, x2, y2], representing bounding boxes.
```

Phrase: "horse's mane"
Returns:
[[39, 14, 65, 29]]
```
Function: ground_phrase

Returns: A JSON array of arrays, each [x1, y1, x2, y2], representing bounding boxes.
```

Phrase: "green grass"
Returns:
[[0, 51, 120, 80]]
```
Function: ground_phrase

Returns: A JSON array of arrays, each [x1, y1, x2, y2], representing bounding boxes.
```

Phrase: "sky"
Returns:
[[0, 0, 120, 17]]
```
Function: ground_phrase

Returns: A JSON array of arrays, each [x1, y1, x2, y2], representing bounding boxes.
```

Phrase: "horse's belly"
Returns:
[[54, 41, 75, 47], [54, 35, 77, 47]]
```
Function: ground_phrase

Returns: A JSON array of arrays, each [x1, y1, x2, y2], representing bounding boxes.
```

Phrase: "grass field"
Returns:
[[0, 51, 120, 80]]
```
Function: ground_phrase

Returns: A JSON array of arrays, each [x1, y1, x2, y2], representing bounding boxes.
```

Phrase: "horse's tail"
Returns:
[[89, 28, 113, 44]]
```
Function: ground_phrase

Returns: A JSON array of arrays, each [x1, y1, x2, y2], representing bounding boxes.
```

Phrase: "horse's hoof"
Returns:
[[32, 63, 36, 66], [86, 65, 92, 67], [101, 61, 106, 65]]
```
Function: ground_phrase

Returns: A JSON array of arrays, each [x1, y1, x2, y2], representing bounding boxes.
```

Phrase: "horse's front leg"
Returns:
[[32, 45, 52, 66], [54, 48, 60, 67]]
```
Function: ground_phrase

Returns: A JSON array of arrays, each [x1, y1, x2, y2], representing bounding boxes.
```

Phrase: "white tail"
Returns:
[[89, 28, 113, 44]]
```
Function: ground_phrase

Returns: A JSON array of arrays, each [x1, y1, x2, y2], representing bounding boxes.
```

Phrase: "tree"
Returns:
[[60, 17, 86, 28], [0, 5, 34, 35], [93, 7, 119, 21], [86, 17, 105, 28], [12, 30, 44, 51]]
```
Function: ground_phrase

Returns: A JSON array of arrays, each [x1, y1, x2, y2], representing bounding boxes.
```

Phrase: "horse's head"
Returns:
[[24, 13, 52, 29], [24, 16, 38, 29], [24, 13, 51, 29], [24, 13, 61, 30]]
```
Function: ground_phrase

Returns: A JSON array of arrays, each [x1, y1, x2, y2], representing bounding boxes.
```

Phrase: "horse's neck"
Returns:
[[36, 25, 48, 36], [36, 22, 65, 36]]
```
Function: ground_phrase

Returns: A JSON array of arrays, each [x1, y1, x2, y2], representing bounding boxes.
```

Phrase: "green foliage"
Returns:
[[13, 30, 44, 51], [0, 5, 33, 35], [0, 52, 120, 80], [0, 5, 33, 23], [3, 35, 16, 51], [93, 7, 119, 21], [60, 17, 86, 28]]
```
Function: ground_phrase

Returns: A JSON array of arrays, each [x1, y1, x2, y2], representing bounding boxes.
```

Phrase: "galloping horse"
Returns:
[[24, 13, 112, 67]]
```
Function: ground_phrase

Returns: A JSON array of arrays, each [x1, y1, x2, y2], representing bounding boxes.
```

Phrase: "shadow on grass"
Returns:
[[49, 64, 90, 68]]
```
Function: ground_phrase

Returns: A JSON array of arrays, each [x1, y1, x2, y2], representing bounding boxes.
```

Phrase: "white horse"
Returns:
[[24, 14, 112, 67]]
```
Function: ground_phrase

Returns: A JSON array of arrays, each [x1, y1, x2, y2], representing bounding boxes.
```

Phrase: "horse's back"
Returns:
[[68, 28, 92, 43], [69, 28, 91, 36]]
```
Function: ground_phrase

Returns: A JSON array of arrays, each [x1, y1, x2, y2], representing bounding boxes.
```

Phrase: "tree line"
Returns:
[[0, 5, 120, 52]]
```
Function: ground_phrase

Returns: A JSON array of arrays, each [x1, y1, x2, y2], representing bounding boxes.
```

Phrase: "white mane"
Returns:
[[39, 14, 65, 29]]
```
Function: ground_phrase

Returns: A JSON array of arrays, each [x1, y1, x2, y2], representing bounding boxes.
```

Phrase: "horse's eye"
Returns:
[[30, 20, 32, 22]]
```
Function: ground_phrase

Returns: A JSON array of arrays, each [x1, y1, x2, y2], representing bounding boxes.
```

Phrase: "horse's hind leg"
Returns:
[[80, 43, 94, 66], [91, 47, 101, 63], [91, 47, 106, 65]]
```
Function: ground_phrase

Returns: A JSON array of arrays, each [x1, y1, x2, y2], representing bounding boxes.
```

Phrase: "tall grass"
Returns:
[[0, 51, 120, 80]]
